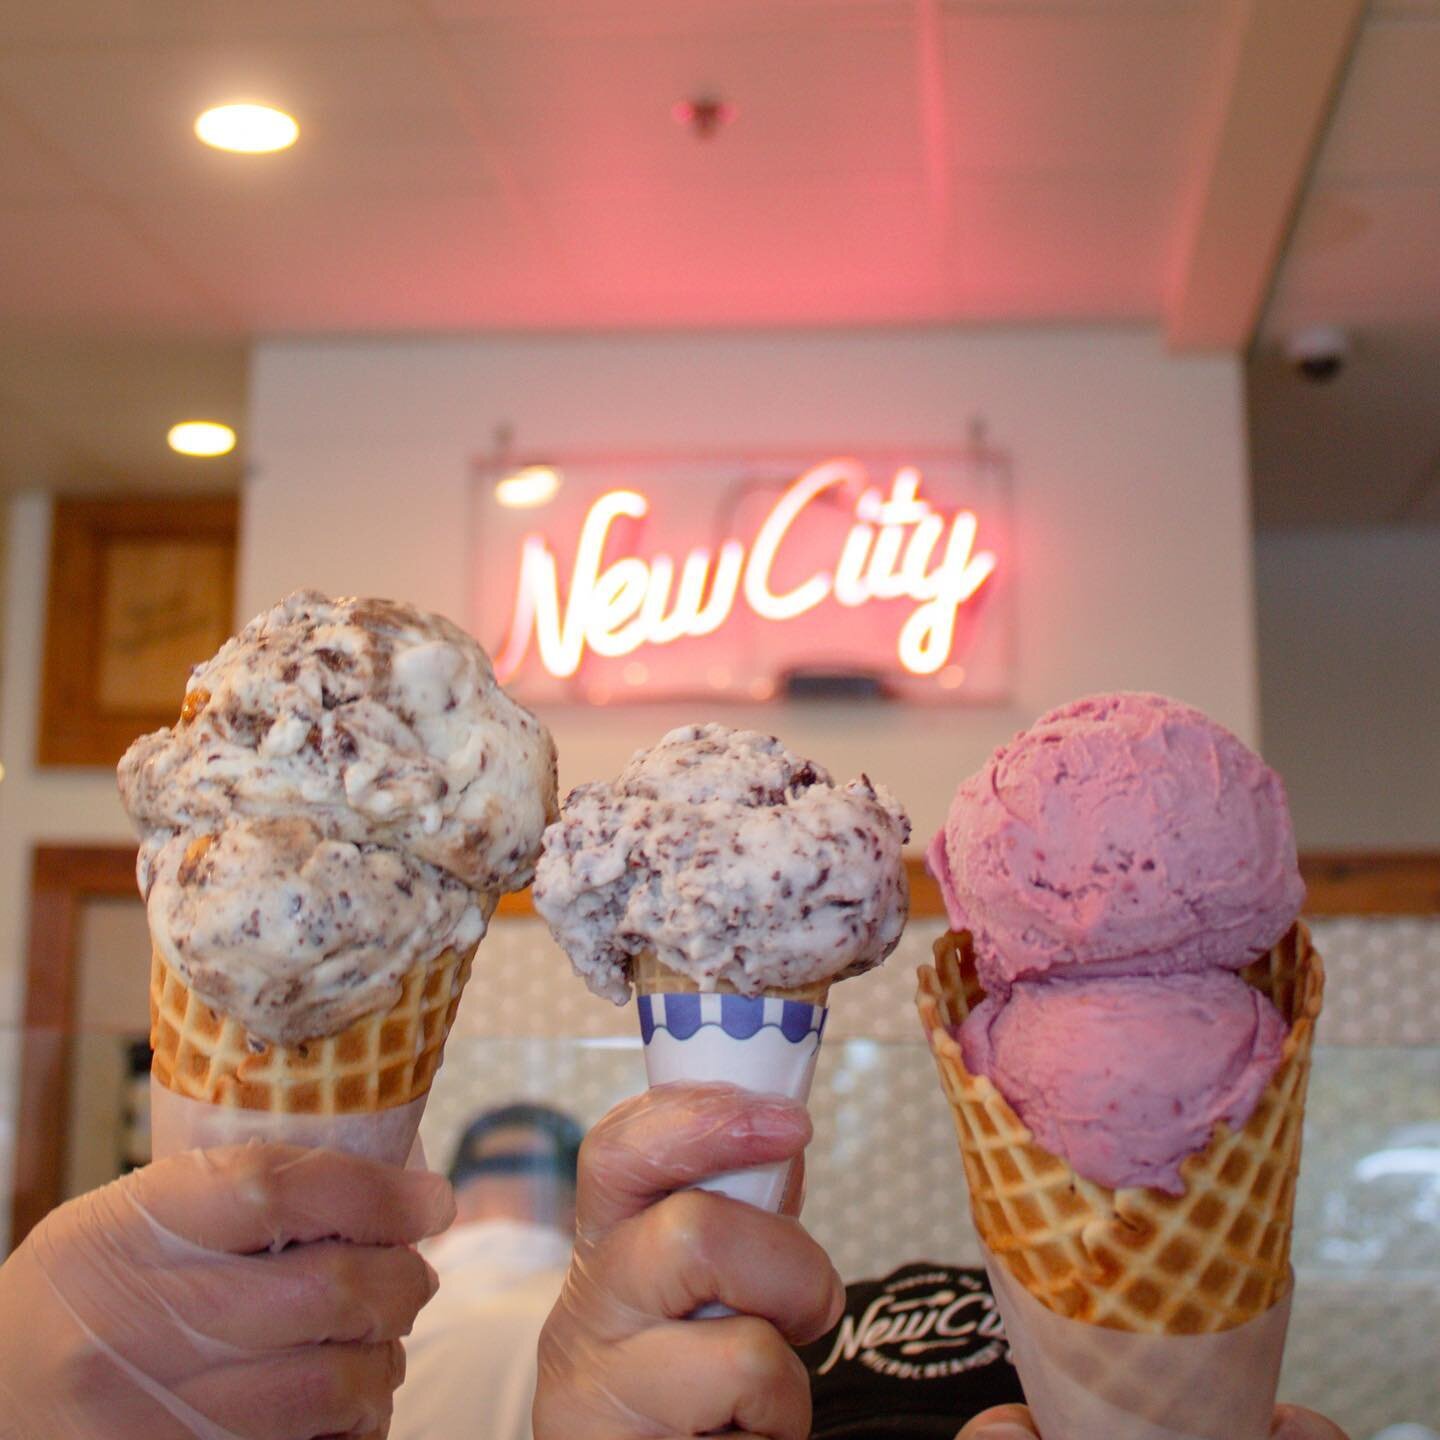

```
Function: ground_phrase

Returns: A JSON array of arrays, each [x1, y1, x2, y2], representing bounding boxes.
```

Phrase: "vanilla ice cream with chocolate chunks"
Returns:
[[533, 723, 911, 1004], [119, 591, 557, 1045]]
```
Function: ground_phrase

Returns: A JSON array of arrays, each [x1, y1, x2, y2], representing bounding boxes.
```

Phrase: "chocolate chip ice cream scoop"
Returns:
[[119, 590, 557, 1042], [533, 723, 911, 1003]]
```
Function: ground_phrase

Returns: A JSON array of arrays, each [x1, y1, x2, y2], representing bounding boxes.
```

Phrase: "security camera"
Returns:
[[1285, 326, 1350, 383]]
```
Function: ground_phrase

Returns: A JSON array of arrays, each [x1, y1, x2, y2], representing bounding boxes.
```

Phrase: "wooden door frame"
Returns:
[[12, 845, 1438, 1244], [14, 844, 139, 1244]]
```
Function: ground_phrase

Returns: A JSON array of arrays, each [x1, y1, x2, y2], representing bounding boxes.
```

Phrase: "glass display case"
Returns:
[[4, 912, 1437, 1437]]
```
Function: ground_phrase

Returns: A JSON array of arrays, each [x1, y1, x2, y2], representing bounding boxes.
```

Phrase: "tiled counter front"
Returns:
[[421, 914, 1440, 1439], [3, 914, 1434, 1436], [420, 1035, 1440, 1438]]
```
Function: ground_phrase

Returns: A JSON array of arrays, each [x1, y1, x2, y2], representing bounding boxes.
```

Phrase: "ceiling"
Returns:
[[1252, 0, 1440, 526], [0, 0, 1435, 522]]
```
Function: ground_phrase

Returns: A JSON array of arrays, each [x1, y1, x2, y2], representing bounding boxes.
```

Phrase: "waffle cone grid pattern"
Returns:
[[916, 924, 1324, 1335], [632, 951, 832, 1005], [150, 943, 475, 1113]]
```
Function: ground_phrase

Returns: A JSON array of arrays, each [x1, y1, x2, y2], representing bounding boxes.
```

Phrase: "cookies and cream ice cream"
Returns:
[[928, 692, 1304, 1193], [534, 723, 911, 1003], [119, 591, 557, 1045]]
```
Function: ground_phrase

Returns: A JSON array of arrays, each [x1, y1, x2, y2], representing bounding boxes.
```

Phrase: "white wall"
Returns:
[[1256, 525, 1440, 849], [246, 328, 1259, 846], [0, 329, 1259, 1032]]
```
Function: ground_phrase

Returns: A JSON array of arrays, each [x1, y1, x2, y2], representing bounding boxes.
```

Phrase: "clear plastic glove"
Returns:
[[533, 1081, 845, 1440], [955, 1402, 1352, 1439], [0, 1143, 455, 1439]]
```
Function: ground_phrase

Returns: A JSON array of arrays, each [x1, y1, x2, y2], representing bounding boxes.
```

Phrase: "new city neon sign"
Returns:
[[495, 458, 998, 682]]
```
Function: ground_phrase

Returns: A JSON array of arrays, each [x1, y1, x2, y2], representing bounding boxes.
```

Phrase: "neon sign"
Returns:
[[494, 458, 998, 684]]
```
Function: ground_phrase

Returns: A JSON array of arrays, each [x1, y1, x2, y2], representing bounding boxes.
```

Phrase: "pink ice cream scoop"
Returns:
[[957, 969, 1288, 1195], [927, 692, 1304, 992]]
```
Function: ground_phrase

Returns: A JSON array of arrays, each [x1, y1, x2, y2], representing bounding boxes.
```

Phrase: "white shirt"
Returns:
[[390, 1219, 571, 1440]]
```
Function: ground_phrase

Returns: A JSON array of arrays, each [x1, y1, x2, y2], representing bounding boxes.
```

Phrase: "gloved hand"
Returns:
[[0, 1143, 455, 1439], [956, 1402, 1352, 1438], [532, 1081, 845, 1440]]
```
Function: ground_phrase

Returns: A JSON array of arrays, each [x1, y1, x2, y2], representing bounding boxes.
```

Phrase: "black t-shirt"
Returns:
[[799, 1262, 1024, 1439]]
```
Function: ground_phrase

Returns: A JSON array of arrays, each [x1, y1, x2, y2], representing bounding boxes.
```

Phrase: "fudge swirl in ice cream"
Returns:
[[119, 591, 558, 1044], [534, 723, 911, 1004]]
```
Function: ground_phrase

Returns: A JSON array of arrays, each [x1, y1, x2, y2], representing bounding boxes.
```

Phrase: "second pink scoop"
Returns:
[[958, 968, 1288, 1195]]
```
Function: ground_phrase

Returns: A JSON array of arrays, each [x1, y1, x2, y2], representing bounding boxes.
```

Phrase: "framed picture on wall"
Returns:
[[38, 495, 238, 766]]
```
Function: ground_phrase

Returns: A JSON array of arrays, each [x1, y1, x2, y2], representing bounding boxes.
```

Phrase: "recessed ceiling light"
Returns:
[[168, 421, 237, 458], [195, 103, 299, 154], [495, 465, 562, 509]]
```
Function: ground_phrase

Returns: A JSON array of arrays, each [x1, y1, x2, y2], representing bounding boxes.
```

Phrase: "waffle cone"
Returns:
[[149, 942, 476, 1114], [632, 951, 831, 1006], [916, 923, 1324, 1335]]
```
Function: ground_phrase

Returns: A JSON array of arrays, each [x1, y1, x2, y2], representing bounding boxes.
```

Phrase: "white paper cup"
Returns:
[[640, 989, 828, 1318], [638, 990, 827, 1213]]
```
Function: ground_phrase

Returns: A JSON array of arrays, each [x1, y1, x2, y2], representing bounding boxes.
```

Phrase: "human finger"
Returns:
[[956, 1404, 1039, 1438], [590, 1188, 843, 1345], [576, 1083, 811, 1237], [1272, 1404, 1352, 1439], [129, 1145, 456, 1252], [163, 1240, 439, 1348], [606, 1316, 812, 1440], [172, 1340, 405, 1438]]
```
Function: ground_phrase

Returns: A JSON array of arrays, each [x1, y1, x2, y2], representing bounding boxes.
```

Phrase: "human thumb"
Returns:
[[1272, 1404, 1351, 1439], [956, 1404, 1040, 1439]]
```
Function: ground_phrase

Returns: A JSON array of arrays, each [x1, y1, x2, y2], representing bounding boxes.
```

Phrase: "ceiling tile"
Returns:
[[940, 5, 1228, 174], [530, 172, 947, 327], [0, 108, 82, 199], [0, 33, 471, 205], [1371, 0, 1440, 15], [0, 200, 221, 330], [0, 1, 407, 46], [131, 191, 554, 331], [1267, 183, 1440, 330], [524, 169, 1163, 325], [941, 173, 1170, 316], [1248, 330, 1440, 525], [427, 1, 912, 26], [446, 15, 920, 188], [1312, 15, 1440, 181]]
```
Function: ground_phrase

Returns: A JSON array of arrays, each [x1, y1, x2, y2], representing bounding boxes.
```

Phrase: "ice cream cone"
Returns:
[[632, 952, 832, 1006], [149, 942, 475, 1114], [916, 922, 1324, 1336], [633, 951, 830, 1217]]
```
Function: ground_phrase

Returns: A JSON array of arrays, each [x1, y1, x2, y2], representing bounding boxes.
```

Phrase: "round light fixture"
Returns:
[[195, 103, 299, 154], [495, 464, 562, 509], [168, 421, 237, 458]]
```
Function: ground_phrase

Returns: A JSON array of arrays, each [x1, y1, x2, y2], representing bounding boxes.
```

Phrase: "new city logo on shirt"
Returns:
[[816, 1266, 1008, 1383]]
